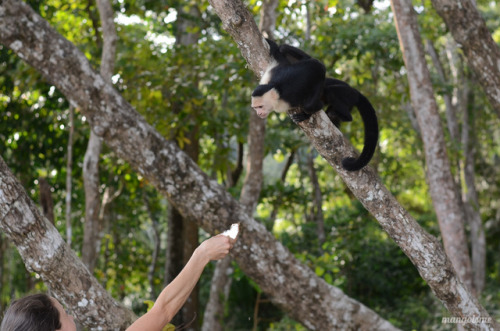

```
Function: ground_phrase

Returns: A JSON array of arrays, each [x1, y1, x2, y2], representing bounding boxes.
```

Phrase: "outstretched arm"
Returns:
[[126, 235, 235, 331]]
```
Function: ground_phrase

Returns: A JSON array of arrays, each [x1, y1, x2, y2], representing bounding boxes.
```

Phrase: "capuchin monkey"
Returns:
[[251, 41, 326, 119], [251, 39, 378, 171]]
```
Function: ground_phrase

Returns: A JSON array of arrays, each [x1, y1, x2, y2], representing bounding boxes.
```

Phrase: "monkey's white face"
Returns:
[[251, 95, 273, 118], [251, 88, 285, 118]]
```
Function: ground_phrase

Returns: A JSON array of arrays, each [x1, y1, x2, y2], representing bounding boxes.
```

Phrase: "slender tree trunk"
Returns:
[[258, 0, 279, 39], [38, 177, 54, 224], [182, 216, 199, 330], [82, 134, 103, 272], [269, 151, 294, 226], [96, 0, 116, 82], [390, 0, 473, 292], [1, 0, 496, 328], [307, 152, 325, 253], [65, 106, 75, 245], [82, 0, 117, 272], [445, 39, 487, 296], [462, 90, 486, 294], [431, 0, 500, 117], [144, 195, 161, 300], [165, 207, 184, 283], [425, 41, 460, 145]]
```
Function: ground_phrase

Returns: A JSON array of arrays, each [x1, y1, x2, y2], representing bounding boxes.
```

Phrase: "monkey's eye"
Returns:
[[253, 106, 263, 110]]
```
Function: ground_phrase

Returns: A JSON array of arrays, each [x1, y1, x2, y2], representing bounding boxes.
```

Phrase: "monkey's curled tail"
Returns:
[[341, 94, 379, 171]]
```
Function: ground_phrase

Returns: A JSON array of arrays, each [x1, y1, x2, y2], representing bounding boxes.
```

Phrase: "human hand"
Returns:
[[196, 234, 236, 263]]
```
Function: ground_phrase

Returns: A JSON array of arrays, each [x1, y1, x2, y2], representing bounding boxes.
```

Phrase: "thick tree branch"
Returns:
[[0, 0, 396, 329]]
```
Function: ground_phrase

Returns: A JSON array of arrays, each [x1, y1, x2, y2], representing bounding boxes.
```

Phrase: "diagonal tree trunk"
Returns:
[[390, 0, 473, 292], [0, 0, 497, 329]]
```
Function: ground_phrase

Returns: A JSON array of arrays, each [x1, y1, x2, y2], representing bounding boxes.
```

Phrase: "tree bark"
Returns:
[[82, 133, 103, 272], [431, 0, 500, 117], [0, 0, 496, 329], [390, 0, 473, 292], [0, 157, 136, 330]]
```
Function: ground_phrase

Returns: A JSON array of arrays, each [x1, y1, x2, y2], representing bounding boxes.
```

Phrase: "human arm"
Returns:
[[126, 235, 235, 331]]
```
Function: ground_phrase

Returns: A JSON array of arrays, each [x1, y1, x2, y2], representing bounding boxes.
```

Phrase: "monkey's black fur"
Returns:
[[322, 78, 379, 171], [252, 39, 379, 171], [251, 42, 326, 114]]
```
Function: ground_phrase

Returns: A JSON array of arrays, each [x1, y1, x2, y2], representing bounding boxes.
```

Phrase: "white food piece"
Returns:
[[222, 223, 239, 239]]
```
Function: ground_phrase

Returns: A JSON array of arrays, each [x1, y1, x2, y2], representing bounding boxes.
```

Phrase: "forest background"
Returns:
[[1, 0, 500, 330]]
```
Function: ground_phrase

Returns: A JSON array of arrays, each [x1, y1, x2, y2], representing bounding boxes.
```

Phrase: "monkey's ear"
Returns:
[[269, 88, 280, 101]]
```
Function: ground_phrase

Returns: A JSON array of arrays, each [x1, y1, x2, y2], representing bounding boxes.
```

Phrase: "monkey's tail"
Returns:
[[341, 93, 379, 171]]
